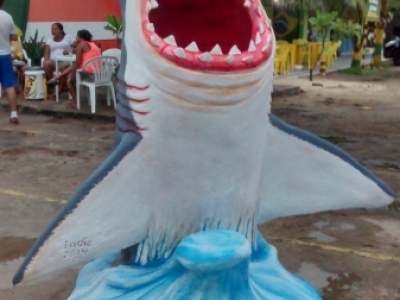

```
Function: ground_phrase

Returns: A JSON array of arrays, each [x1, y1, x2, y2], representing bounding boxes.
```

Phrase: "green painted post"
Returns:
[[298, 9, 308, 40]]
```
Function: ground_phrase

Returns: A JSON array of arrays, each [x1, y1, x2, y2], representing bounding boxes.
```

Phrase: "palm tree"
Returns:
[[272, 0, 369, 68], [345, 0, 369, 68]]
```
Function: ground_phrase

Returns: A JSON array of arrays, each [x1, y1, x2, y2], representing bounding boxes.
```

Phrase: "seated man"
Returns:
[[11, 38, 27, 93], [48, 29, 100, 108]]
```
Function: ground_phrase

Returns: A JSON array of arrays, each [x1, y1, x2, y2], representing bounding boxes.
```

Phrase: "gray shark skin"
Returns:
[[13, 0, 393, 286]]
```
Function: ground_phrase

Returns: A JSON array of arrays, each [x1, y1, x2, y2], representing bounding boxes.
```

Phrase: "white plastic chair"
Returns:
[[22, 49, 32, 67], [101, 48, 121, 95], [12, 38, 32, 67], [40, 57, 73, 102], [76, 56, 119, 113], [102, 48, 121, 63]]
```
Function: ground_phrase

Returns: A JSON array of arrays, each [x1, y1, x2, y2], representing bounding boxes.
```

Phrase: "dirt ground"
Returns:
[[0, 67, 399, 299], [262, 68, 400, 299]]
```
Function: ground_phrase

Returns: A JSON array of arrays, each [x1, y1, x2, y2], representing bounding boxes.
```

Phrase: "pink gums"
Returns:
[[141, 0, 274, 72]]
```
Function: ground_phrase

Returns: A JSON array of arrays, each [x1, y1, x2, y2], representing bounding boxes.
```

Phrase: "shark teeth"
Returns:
[[164, 35, 177, 46], [146, 23, 154, 32], [255, 32, 261, 45], [259, 23, 265, 34], [229, 45, 241, 55], [262, 45, 270, 53], [144, 1, 274, 69], [146, 0, 158, 11], [224, 55, 235, 65], [265, 18, 272, 29], [150, 0, 158, 9], [210, 44, 223, 55], [248, 40, 256, 52], [242, 55, 254, 64], [150, 35, 159, 47], [198, 53, 213, 63], [185, 42, 199, 52], [173, 47, 186, 59], [146, 2, 152, 12]]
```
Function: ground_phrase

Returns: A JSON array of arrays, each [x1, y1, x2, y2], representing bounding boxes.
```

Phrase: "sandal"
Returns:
[[47, 80, 59, 87]]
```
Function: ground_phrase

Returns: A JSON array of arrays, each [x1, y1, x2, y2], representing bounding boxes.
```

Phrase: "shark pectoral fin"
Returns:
[[258, 115, 394, 224], [13, 133, 150, 285]]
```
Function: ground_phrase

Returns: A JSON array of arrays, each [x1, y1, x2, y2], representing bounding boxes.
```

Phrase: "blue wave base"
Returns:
[[68, 230, 322, 300]]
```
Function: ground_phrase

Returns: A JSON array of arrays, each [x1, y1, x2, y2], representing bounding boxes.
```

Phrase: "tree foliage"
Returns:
[[273, 0, 325, 11], [309, 11, 338, 40], [380, 0, 400, 24], [104, 15, 123, 47], [275, 0, 368, 48], [332, 19, 362, 42]]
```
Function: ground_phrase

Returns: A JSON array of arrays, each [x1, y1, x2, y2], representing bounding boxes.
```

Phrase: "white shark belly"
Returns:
[[131, 91, 270, 263], [24, 92, 270, 278]]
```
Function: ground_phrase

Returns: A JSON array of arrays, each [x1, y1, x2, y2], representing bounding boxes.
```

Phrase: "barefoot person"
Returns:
[[0, 0, 19, 125], [48, 30, 100, 108], [43, 23, 74, 100]]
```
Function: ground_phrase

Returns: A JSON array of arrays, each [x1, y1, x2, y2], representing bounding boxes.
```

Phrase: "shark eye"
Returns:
[[142, 0, 274, 71]]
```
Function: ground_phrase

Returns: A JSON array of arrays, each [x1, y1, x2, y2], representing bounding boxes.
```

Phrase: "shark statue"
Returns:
[[14, 0, 393, 294]]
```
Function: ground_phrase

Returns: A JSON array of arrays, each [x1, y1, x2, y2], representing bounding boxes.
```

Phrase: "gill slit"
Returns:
[[116, 80, 152, 134]]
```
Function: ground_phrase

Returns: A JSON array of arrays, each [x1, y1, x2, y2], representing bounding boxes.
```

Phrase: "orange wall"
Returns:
[[29, 0, 121, 22]]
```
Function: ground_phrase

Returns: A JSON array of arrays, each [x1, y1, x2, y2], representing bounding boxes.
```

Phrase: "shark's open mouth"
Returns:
[[141, 0, 274, 71]]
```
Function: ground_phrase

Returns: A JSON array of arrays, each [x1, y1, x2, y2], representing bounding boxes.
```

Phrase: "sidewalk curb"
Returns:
[[0, 85, 301, 121], [0, 101, 116, 122]]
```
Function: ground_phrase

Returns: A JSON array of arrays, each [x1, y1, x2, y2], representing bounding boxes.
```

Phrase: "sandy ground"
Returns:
[[0, 68, 399, 299], [263, 68, 400, 299]]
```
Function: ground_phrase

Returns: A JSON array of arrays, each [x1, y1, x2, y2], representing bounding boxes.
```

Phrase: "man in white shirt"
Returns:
[[0, 0, 19, 125]]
